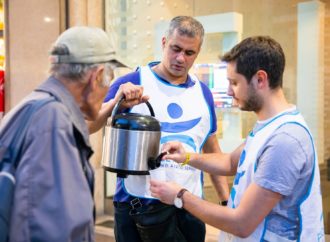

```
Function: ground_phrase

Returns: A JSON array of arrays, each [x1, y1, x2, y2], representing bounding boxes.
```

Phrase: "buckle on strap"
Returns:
[[130, 198, 142, 210]]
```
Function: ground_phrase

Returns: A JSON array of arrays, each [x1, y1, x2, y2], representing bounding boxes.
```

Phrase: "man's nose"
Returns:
[[227, 86, 234, 96], [176, 51, 185, 63]]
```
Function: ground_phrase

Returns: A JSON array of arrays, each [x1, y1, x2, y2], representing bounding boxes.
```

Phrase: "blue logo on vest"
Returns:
[[161, 103, 201, 133]]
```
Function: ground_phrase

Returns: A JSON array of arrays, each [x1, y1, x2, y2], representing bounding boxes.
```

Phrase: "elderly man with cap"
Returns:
[[0, 26, 142, 241]]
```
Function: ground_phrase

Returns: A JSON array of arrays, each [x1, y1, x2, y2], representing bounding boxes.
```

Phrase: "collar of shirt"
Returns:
[[251, 106, 299, 136], [35, 76, 92, 148], [147, 61, 195, 88]]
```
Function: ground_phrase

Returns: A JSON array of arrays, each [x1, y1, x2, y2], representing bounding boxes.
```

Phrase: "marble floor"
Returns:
[[95, 215, 219, 242], [95, 215, 330, 242]]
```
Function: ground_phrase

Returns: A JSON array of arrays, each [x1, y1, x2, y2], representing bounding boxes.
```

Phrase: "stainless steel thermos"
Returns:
[[102, 98, 164, 178]]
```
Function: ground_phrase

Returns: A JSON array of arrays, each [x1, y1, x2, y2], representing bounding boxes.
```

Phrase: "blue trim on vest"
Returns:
[[230, 188, 236, 208], [147, 62, 196, 88], [260, 217, 269, 241], [199, 82, 214, 152], [254, 161, 258, 172], [280, 122, 315, 242], [251, 110, 300, 136], [238, 150, 246, 167], [191, 81, 212, 194], [122, 179, 159, 201], [160, 135, 197, 152], [115, 178, 159, 205], [257, 121, 315, 241], [200, 81, 217, 136]]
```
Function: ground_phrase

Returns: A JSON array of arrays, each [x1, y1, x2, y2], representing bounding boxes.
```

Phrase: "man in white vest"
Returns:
[[150, 36, 325, 242], [90, 16, 230, 242]]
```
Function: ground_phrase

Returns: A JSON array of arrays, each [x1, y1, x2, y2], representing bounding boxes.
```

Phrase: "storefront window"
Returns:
[[105, 0, 330, 234]]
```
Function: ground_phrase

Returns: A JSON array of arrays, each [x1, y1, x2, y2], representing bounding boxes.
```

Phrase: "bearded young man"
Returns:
[[150, 36, 325, 242]]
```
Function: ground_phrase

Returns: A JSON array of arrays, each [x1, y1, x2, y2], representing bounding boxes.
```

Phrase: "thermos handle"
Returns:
[[111, 96, 155, 118]]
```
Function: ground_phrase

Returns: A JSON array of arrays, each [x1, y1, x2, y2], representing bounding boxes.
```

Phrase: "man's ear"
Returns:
[[161, 37, 166, 50], [88, 65, 104, 90], [255, 70, 268, 89]]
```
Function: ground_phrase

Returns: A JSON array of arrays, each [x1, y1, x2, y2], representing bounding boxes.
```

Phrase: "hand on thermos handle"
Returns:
[[114, 82, 149, 110]]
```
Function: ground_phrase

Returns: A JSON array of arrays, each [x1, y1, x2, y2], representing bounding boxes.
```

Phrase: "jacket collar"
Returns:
[[35, 76, 91, 147]]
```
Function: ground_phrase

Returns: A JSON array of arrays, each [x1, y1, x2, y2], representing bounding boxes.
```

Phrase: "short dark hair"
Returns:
[[166, 16, 204, 44], [221, 36, 285, 89]]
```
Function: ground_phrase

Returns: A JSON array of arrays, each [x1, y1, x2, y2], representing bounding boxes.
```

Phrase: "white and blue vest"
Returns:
[[219, 110, 324, 242], [123, 65, 212, 199]]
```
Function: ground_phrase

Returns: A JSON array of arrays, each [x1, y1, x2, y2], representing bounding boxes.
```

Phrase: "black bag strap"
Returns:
[[0, 97, 56, 168]]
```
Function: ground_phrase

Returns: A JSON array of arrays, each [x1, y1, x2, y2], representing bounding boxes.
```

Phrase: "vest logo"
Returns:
[[161, 102, 201, 133]]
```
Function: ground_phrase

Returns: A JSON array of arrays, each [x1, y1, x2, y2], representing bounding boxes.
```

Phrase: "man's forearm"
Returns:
[[188, 152, 234, 176]]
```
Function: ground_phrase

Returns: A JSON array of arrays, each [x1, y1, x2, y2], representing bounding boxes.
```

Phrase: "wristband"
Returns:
[[181, 153, 191, 166]]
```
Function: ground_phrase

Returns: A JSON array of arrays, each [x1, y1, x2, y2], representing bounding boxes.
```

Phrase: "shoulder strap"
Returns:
[[1, 97, 56, 168]]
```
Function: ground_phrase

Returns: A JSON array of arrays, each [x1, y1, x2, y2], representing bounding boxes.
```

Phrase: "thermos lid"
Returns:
[[112, 113, 161, 131]]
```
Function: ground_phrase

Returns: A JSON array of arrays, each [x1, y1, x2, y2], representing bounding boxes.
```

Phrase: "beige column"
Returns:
[[87, 0, 104, 28], [68, 0, 104, 28], [297, 1, 325, 163], [68, 0, 87, 26]]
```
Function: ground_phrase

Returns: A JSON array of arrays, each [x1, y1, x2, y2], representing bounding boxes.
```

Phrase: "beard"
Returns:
[[240, 84, 263, 112]]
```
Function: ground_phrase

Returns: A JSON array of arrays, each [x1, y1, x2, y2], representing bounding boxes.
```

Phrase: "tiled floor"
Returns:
[[95, 219, 330, 242], [95, 232, 115, 242], [94, 216, 219, 242], [95, 216, 115, 242]]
